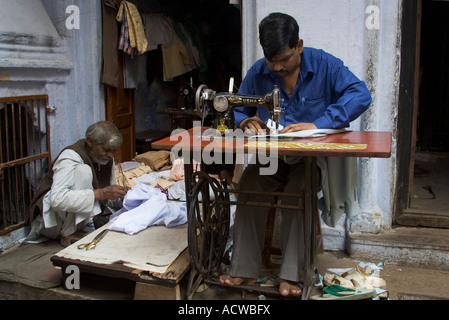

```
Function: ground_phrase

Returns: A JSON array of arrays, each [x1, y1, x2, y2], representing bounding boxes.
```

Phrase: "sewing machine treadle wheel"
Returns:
[[187, 172, 231, 278]]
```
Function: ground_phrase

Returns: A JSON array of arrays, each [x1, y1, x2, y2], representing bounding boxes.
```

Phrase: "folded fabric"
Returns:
[[134, 170, 171, 186], [133, 151, 172, 171], [152, 178, 175, 189], [109, 183, 187, 235]]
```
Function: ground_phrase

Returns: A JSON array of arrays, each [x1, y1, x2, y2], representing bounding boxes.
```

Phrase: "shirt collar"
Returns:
[[299, 47, 314, 78], [262, 47, 315, 81]]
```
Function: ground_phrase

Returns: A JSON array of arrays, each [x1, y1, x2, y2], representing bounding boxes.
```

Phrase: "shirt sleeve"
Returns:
[[50, 149, 95, 214], [233, 66, 258, 128], [313, 61, 372, 129]]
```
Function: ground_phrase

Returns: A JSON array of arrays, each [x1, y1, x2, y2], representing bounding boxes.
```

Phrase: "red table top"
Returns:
[[151, 127, 392, 158]]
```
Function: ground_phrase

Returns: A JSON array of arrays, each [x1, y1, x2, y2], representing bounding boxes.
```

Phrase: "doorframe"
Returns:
[[394, 0, 449, 228], [393, 0, 421, 225]]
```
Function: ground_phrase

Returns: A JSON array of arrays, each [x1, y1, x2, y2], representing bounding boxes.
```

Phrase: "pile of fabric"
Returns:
[[111, 151, 195, 235], [108, 183, 187, 235]]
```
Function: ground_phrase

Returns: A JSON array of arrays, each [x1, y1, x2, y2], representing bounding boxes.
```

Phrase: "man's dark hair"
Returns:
[[259, 12, 300, 60]]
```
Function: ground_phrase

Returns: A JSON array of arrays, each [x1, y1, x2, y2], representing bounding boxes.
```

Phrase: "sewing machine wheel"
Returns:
[[188, 172, 230, 278]]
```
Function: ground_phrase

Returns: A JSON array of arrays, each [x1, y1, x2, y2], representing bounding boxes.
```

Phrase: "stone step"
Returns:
[[347, 227, 449, 271]]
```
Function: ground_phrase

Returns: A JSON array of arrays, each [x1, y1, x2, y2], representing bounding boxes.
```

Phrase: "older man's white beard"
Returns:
[[90, 151, 111, 165]]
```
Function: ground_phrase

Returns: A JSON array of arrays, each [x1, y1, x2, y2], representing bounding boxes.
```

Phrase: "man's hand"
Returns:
[[240, 116, 271, 135], [280, 122, 317, 134], [95, 185, 129, 201]]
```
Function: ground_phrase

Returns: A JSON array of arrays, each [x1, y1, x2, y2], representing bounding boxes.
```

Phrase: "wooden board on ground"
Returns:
[[51, 247, 190, 300]]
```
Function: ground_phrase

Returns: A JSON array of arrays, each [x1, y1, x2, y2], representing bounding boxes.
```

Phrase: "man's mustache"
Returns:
[[274, 70, 288, 76]]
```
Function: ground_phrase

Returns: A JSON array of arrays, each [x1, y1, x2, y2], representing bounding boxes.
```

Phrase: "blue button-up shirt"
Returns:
[[234, 47, 372, 129]]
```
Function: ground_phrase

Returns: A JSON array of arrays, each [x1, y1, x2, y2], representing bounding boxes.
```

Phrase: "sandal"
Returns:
[[310, 285, 378, 300], [341, 265, 386, 289], [323, 274, 355, 289]]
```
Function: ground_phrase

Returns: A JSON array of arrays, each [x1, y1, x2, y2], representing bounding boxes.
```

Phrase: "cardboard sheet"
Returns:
[[54, 222, 188, 274]]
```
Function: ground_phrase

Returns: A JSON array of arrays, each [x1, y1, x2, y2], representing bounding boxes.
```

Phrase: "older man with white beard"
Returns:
[[27, 121, 128, 247]]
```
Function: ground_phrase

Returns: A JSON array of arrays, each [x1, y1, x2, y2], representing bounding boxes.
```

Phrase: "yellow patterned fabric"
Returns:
[[245, 141, 367, 150], [116, 1, 148, 54]]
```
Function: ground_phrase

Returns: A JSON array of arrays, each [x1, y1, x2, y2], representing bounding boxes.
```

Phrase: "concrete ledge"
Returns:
[[347, 227, 449, 271]]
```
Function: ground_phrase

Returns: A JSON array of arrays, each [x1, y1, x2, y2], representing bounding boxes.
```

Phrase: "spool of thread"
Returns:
[[229, 77, 234, 93]]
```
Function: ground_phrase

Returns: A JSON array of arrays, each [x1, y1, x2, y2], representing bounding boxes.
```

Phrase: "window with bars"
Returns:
[[0, 95, 51, 235]]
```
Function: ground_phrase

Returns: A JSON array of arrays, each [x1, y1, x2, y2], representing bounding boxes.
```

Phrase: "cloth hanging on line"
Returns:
[[117, 4, 135, 56], [142, 13, 203, 81], [116, 1, 148, 55], [101, 0, 120, 87]]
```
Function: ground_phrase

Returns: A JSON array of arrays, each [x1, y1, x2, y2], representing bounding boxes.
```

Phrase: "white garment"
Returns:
[[109, 183, 187, 235], [42, 149, 115, 234]]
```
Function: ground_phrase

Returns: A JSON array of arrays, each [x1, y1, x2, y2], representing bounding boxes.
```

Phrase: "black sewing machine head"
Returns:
[[178, 83, 195, 109], [195, 84, 282, 135]]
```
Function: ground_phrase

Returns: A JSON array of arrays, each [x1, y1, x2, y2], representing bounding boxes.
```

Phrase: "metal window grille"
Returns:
[[0, 95, 51, 235]]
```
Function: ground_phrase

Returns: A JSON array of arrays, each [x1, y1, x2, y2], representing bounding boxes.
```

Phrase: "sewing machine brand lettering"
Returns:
[[228, 97, 265, 105], [177, 304, 270, 317]]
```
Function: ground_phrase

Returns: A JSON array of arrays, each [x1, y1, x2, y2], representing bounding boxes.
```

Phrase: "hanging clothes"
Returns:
[[161, 42, 192, 81], [143, 13, 202, 81], [117, 5, 135, 56], [101, 0, 120, 88], [116, 1, 148, 55], [169, 17, 209, 82]]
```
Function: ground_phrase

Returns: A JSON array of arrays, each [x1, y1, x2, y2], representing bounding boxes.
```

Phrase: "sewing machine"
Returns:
[[194, 84, 283, 135], [179, 83, 195, 109]]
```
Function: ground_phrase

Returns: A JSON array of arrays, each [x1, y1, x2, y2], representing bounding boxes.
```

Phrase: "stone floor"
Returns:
[[1, 239, 448, 301]]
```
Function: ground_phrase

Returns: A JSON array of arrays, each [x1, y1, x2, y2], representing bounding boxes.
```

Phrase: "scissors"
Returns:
[[77, 229, 108, 251]]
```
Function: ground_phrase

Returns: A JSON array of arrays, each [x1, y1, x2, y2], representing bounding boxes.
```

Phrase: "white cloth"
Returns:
[[276, 128, 348, 138], [109, 183, 187, 235], [252, 128, 348, 139], [133, 169, 171, 186]]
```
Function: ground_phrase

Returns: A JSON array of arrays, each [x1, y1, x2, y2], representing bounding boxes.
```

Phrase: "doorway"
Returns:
[[396, 0, 449, 228], [104, 0, 242, 161]]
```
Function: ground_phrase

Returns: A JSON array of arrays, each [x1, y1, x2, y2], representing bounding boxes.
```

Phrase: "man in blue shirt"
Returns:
[[219, 13, 371, 297]]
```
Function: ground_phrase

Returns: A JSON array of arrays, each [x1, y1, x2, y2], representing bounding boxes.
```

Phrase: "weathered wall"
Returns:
[[0, 0, 103, 248], [0, 0, 103, 160]]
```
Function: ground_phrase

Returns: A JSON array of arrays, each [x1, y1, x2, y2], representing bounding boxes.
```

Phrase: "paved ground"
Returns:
[[1, 240, 448, 301]]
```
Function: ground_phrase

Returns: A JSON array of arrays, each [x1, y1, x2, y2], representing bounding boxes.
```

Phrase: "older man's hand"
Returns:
[[96, 185, 129, 201]]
